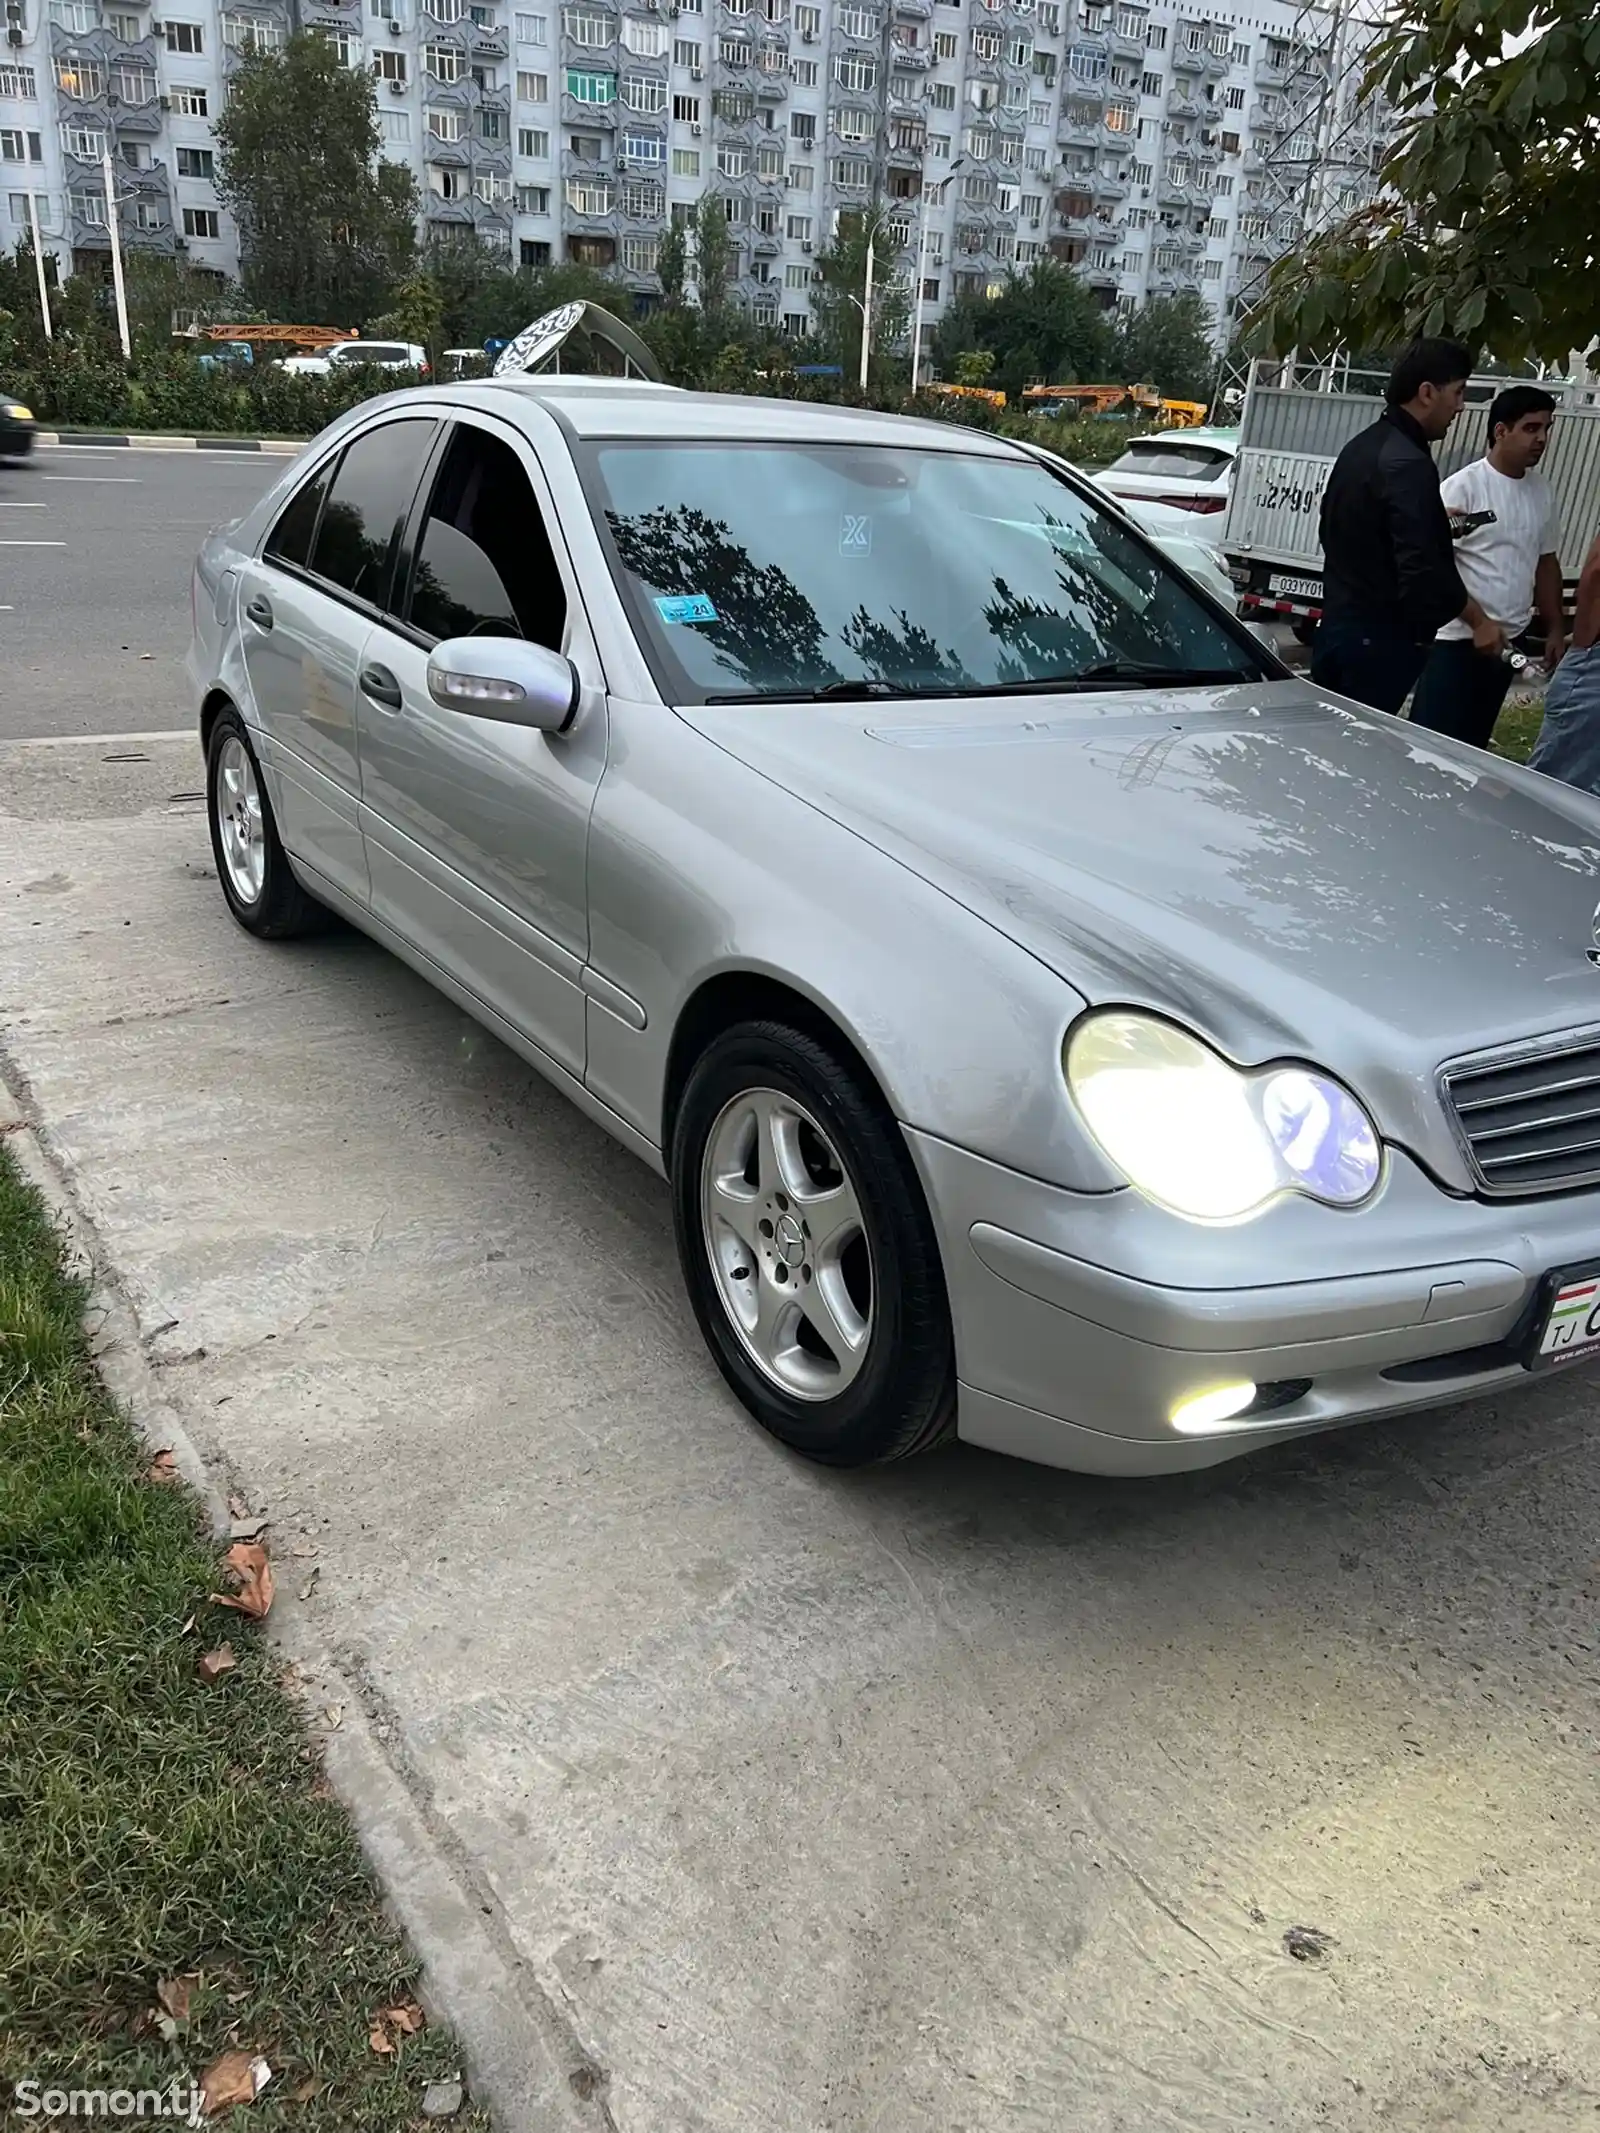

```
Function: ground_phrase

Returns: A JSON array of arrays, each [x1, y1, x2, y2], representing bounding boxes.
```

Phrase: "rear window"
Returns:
[[1107, 442, 1233, 482], [336, 343, 412, 365]]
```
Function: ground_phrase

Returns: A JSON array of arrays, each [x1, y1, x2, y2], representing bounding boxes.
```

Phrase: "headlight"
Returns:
[[1064, 1011, 1381, 1222], [5, 403, 31, 421]]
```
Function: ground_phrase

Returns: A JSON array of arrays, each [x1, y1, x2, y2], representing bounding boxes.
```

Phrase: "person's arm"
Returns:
[[1387, 454, 1500, 649], [1537, 550, 1566, 670]]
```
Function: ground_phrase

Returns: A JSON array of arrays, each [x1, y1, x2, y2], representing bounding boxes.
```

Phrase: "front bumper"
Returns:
[[0, 420, 36, 460], [907, 1130, 1600, 1476]]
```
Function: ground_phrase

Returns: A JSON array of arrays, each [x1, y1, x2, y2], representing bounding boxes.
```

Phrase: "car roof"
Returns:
[[398, 375, 1031, 454]]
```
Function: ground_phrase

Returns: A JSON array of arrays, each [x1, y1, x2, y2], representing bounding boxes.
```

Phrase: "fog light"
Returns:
[[1170, 1381, 1257, 1433]]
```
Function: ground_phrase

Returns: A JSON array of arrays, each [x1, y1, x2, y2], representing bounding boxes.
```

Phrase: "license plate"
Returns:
[[1529, 1264, 1600, 1369], [1269, 572, 1322, 600]]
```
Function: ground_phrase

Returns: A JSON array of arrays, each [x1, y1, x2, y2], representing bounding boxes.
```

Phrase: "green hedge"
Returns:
[[9, 350, 399, 436]]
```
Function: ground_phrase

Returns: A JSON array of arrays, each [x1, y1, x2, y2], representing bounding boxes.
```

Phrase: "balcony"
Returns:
[[1254, 55, 1288, 88], [470, 21, 508, 53], [755, 68, 788, 96], [893, 0, 933, 16], [1092, 169, 1128, 202], [1250, 101, 1287, 132], [1166, 86, 1201, 120], [1171, 39, 1204, 73], [1058, 114, 1102, 150], [562, 90, 619, 123], [422, 127, 471, 163], [889, 40, 930, 66]]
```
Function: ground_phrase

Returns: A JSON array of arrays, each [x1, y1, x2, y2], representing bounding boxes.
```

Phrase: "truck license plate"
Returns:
[[1269, 573, 1322, 600], [1529, 1267, 1600, 1368]]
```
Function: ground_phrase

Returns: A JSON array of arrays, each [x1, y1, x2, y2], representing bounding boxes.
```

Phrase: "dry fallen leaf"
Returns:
[[322, 1704, 343, 1730], [198, 1644, 237, 1686], [147, 1450, 179, 1485], [209, 1542, 274, 1620], [298, 1568, 320, 1603], [289, 2076, 322, 2103], [199, 2050, 272, 2114], [367, 1999, 427, 2055], [180, 1613, 197, 1637], [156, 1974, 196, 2022]]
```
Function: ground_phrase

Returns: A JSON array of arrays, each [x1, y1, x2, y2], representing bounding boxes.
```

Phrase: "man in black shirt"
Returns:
[[1311, 339, 1504, 714]]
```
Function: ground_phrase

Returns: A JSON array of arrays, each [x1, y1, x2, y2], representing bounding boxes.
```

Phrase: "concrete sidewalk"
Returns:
[[4, 732, 1598, 2133]]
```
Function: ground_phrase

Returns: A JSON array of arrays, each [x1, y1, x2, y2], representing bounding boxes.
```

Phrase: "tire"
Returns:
[[205, 705, 328, 940], [671, 1018, 956, 1466]]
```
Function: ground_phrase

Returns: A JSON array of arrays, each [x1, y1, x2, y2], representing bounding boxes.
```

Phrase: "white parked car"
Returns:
[[1107, 493, 1237, 609], [279, 341, 431, 380], [1096, 428, 1239, 516]]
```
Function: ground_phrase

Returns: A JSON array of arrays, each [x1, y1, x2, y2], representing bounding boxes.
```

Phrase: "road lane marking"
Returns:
[[0, 538, 65, 545], [4, 728, 195, 746], [42, 473, 142, 483], [0, 501, 46, 508]]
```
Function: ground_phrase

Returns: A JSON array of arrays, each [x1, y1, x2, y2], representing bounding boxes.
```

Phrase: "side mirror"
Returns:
[[426, 636, 580, 732]]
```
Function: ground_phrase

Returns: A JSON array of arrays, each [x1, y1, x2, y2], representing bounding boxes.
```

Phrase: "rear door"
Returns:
[[236, 414, 439, 905], [351, 410, 608, 1077]]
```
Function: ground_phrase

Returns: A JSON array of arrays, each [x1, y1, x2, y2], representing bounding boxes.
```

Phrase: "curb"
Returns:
[[36, 431, 302, 454], [0, 1072, 615, 2133]]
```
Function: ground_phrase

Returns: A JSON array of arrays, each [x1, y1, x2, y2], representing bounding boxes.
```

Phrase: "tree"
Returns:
[[1109, 292, 1216, 399], [1250, 0, 1600, 364], [656, 217, 688, 308], [809, 208, 911, 386], [691, 195, 735, 321], [214, 34, 417, 327], [933, 259, 1113, 401]]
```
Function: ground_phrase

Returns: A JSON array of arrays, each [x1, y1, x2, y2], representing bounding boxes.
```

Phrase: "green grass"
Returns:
[[0, 1148, 489, 2126], [1491, 692, 1543, 766]]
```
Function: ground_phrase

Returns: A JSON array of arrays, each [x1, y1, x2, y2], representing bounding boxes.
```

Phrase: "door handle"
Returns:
[[244, 593, 274, 631], [359, 662, 404, 711]]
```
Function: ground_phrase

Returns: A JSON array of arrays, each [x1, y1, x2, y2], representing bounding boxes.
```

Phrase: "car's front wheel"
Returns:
[[672, 1019, 956, 1466], [205, 706, 327, 939]]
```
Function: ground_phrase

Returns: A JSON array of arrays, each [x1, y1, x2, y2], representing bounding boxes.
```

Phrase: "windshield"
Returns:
[[586, 441, 1264, 705]]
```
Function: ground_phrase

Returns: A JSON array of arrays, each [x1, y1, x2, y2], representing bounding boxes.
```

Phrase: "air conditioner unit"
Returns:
[[5, 22, 20, 37], [389, 74, 405, 88], [690, 118, 701, 130], [389, 15, 402, 27], [800, 24, 812, 36], [800, 238, 811, 250]]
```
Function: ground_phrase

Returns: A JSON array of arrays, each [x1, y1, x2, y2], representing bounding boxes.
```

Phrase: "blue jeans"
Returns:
[[1529, 645, 1600, 794], [1407, 638, 1514, 750], [1309, 615, 1431, 716]]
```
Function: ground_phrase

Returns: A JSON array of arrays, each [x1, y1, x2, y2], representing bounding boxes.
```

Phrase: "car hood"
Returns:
[[680, 682, 1600, 1175]]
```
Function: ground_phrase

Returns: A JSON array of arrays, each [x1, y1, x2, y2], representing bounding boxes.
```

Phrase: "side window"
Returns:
[[263, 461, 329, 568], [307, 418, 436, 608], [405, 423, 567, 650]]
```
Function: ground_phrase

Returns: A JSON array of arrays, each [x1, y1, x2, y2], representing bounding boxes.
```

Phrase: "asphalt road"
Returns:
[[2, 731, 1598, 2133], [0, 445, 286, 742]]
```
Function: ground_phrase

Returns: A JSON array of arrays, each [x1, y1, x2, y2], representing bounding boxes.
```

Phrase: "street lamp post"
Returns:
[[25, 190, 53, 342], [858, 225, 875, 393], [101, 148, 132, 361], [910, 153, 965, 397]]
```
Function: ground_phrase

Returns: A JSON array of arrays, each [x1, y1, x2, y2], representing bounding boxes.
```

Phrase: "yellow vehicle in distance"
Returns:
[[925, 381, 1009, 411], [1022, 383, 1211, 428]]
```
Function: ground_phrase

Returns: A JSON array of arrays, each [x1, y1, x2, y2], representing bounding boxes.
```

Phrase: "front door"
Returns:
[[237, 414, 439, 906], [352, 412, 608, 1078]]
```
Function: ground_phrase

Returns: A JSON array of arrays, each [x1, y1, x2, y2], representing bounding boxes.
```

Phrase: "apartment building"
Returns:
[[0, 0, 1382, 345]]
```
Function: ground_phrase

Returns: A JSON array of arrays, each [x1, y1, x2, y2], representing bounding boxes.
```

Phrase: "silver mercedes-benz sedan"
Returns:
[[188, 378, 1600, 1476]]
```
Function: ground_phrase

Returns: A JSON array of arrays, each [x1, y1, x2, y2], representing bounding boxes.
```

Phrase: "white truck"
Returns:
[[1222, 362, 1600, 637]]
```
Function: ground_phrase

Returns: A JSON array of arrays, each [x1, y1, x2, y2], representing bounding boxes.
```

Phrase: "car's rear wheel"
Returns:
[[672, 1019, 956, 1466], [205, 705, 328, 939]]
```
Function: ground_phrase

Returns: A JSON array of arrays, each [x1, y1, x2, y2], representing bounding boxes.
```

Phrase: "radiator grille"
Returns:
[[1442, 1031, 1600, 1196]]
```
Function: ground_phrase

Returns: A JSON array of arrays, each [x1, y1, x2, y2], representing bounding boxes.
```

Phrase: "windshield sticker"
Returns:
[[840, 513, 872, 556], [655, 593, 719, 625]]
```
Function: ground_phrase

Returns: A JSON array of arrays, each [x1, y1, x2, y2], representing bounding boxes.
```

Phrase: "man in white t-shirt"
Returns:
[[1408, 385, 1564, 748]]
